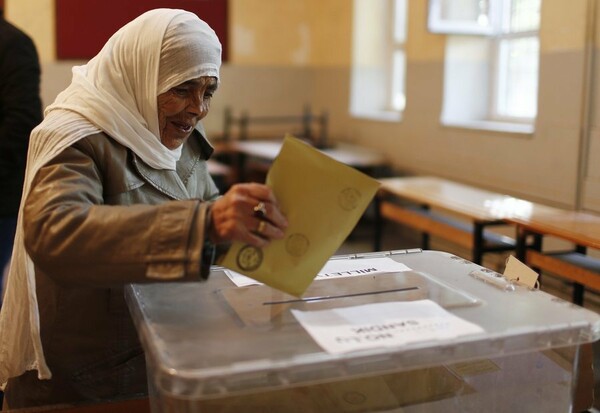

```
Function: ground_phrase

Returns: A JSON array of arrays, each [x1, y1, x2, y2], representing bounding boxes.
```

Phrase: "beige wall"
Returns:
[[229, 0, 350, 67], [5, 0, 54, 62], [6, 0, 598, 211], [343, 0, 591, 209]]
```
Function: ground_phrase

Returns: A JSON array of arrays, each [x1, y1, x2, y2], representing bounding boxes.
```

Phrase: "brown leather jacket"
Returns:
[[5, 129, 219, 408]]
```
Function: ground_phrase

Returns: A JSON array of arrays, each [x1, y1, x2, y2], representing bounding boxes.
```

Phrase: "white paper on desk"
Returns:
[[292, 300, 484, 354], [225, 257, 412, 287]]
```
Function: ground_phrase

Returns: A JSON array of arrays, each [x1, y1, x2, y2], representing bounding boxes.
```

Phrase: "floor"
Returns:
[[339, 219, 600, 411]]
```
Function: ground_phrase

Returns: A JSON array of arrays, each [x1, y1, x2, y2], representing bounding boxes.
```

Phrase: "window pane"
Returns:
[[441, 0, 490, 24], [350, 0, 403, 120], [391, 50, 406, 111], [497, 37, 539, 118], [429, 0, 501, 36], [509, 0, 541, 32], [350, 0, 386, 116], [393, 0, 408, 43]]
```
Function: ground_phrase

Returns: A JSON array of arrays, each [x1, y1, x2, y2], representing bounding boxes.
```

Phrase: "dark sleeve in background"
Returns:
[[0, 19, 43, 216]]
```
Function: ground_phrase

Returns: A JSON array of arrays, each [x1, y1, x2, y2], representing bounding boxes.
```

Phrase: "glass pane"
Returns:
[[440, 0, 490, 25], [497, 37, 539, 118], [350, 0, 402, 119], [391, 50, 406, 111], [393, 0, 408, 43], [429, 0, 498, 35], [509, 0, 541, 32]]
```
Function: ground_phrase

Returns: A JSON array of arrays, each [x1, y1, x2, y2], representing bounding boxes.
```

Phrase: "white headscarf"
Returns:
[[0, 8, 221, 385]]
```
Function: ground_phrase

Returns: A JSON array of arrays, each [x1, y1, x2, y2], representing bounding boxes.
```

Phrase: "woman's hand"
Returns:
[[209, 183, 288, 247]]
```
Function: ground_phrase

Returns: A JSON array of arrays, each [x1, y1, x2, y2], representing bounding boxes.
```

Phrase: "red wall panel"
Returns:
[[56, 0, 228, 60]]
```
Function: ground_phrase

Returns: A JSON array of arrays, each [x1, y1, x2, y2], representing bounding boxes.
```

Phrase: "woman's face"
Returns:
[[157, 76, 218, 149]]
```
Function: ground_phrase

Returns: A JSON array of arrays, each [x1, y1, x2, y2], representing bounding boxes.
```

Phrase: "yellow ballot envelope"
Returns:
[[221, 136, 381, 296]]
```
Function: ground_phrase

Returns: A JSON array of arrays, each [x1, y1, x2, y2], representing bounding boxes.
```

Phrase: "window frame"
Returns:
[[489, 30, 540, 123], [428, 0, 502, 36], [349, 0, 407, 121], [489, 0, 540, 123], [438, 0, 541, 132], [389, 0, 407, 113]]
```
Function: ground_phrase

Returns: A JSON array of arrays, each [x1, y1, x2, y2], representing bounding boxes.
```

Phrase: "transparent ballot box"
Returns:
[[125, 250, 600, 412]]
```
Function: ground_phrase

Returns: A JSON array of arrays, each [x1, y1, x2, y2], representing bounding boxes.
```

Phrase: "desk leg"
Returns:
[[237, 152, 247, 182], [421, 204, 430, 251], [516, 227, 527, 262], [373, 196, 382, 252], [572, 245, 587, 305], [573, 283, 585, 306], [472, 223, 484, 265], [532, 233, 542, 251], [517, 228, 543, 282], [530, 233, 542, 276]]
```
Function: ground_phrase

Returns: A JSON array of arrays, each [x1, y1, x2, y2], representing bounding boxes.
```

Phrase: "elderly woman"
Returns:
[[0, 9, 287, 408]]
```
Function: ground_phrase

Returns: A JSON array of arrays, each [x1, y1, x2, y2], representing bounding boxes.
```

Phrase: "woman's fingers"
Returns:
[[209, 183, 288, 245]]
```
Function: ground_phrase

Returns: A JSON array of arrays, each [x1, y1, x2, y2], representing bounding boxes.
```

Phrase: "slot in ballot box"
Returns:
[[125, 250, 600, 412]]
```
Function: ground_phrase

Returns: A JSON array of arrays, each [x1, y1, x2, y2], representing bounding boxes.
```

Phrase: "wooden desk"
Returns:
[[506, 210, 600, 305], [206, 159, 234, 191], [221, 140, 387, 182], [207, 159, 232, 178], [375, 176, 543, 264]]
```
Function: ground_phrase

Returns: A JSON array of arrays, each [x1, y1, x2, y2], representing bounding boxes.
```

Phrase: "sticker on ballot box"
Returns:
[[225, 257, 412, 287], [292, 299, 484, 354]]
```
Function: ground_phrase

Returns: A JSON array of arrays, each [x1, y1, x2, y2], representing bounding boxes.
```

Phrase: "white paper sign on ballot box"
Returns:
[[291, 299, 484, 354]]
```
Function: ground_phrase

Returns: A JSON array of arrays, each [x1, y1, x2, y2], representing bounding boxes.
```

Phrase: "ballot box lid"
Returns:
[[126, 250, 600, 400]]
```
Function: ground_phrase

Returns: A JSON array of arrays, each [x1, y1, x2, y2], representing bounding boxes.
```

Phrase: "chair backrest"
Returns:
[[222, 105, 329, 148]]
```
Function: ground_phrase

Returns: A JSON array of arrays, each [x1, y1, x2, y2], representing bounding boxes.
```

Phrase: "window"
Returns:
[[494, 0, 540, 120], [350, 0, 407, 121], [428, 0, 502, 35], [437, 0, 541, 132]]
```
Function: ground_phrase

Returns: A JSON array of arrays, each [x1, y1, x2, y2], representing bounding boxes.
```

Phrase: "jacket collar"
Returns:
[[131, 128, 214, 200]]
